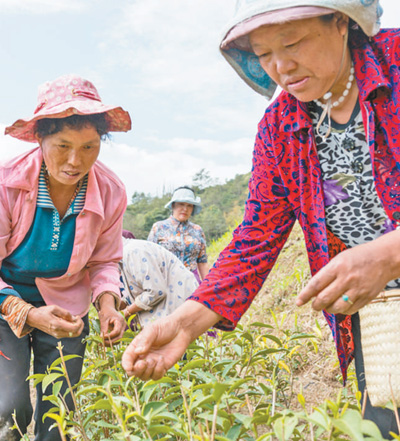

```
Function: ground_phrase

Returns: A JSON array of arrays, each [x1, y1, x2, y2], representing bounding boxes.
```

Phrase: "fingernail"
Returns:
[[135, 346, 144, 353]]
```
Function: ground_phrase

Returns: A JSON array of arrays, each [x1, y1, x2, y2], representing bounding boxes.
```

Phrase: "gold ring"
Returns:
[[342, 294, 354, 305], [69, 332, 73, 337]]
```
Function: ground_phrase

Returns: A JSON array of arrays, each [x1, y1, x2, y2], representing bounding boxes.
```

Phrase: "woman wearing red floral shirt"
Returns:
[[123, 1, 400, 437]]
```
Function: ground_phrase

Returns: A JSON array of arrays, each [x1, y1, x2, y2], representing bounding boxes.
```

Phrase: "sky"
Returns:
[[0, 0, 399, 200]]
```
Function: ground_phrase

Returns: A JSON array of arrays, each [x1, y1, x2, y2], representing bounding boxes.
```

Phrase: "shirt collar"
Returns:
[[37, 162, 88, 215], [170, 215, 189, 226]]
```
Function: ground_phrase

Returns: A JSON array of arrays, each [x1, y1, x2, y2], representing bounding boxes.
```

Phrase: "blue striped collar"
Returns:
[[37, 162, 87, 215]]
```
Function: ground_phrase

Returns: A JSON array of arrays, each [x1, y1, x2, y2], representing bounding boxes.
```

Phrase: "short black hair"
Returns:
[[35, 113, 109, 139]]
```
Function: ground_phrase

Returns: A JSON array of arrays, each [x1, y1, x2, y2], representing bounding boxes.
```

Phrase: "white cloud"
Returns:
[[101, 0, 238, 98], [99, 136, 254, 199], [0, 0, 89, 13], [0, 125, 253, 200]]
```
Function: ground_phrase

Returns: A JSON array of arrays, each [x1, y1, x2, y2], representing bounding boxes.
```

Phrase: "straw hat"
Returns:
[[5, 74, 132, 142]]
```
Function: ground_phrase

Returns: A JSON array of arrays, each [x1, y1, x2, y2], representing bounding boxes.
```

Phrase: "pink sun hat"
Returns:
[[5, 74, 132, 142]]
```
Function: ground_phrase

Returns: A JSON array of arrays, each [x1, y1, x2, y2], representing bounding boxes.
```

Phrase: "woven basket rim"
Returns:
[[370, 289, 400, 304]]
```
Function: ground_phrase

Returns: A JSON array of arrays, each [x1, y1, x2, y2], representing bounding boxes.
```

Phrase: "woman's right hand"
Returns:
[[122, 317, 193, 380], [26, 305, 84, 339], [122, 300, 221, 380]]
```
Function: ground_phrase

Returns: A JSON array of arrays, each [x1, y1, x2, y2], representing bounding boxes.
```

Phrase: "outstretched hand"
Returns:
[[26, 305, 84, 339], [122, 300, 221, 380], [296, 233, 400, 314], [122, 316, 192, 380]]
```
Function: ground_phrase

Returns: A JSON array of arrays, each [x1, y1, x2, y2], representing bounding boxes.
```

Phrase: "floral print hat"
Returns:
[[220, 0, 383, 99], [5, 74, 132, 142]]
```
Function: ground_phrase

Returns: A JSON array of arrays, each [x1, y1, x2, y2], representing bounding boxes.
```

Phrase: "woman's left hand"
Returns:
[[296, 231, 400, 314], [97, 293, 125, 346]]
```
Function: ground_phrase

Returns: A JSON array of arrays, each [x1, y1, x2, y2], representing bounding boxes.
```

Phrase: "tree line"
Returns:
[[123, 169, 251, 244]]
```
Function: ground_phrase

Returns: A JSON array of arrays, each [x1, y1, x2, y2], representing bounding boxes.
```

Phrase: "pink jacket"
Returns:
[[0, 147, 127, 316]]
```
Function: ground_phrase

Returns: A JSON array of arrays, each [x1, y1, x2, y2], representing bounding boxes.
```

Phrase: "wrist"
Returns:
[[96, 291, 120, 312], [375, 230, 400, 281], [176, 300, 221, 341]]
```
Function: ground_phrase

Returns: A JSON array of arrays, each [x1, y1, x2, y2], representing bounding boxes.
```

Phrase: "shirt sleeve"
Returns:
[[188, 122, 296, 330], [147, 224, 158, 243], [87, 185, 127, 303], [123, 245, 168, 310], [0, 288, 20, 308], [0, 184, 16, 293], [196, 228, 208, 263]]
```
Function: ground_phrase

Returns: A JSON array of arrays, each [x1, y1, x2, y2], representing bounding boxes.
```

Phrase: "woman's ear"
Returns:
[[35, 133, 43, 146], [334, 12, 349, 36]]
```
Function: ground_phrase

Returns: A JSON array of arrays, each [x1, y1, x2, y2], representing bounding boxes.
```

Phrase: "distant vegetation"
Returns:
[[123, 169, 251, 243]]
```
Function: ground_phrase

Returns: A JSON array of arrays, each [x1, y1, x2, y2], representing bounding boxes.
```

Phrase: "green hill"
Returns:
[[123, 171, 251, 243]]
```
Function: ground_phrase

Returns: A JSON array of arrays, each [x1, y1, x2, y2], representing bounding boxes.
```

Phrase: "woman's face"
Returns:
[[249, 14, 349, 102], [37, 124, 101, 188], [172, 202, 194, 222]]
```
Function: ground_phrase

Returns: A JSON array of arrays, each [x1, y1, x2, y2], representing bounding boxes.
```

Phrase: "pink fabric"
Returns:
[[5, 74, 132, 143], [122, 229, 136, 239], [0, 147, 127, 317], [221, 6, 335, 51]]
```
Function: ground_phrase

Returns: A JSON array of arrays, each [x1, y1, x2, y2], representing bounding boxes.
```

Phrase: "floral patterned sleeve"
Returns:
[[197, 228, 208, 263], [188, 122, 296, 329], [147, 223, 158, 243]]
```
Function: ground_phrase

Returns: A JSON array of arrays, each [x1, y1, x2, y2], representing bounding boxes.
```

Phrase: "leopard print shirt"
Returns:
[[309, 101, 399, 289]]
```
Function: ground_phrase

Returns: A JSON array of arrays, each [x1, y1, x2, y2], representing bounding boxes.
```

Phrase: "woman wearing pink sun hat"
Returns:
[[0, 74, 131, 440]]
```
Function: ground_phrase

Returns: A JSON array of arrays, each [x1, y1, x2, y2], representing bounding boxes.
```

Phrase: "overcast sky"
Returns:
[[0, 0, 398, 200]]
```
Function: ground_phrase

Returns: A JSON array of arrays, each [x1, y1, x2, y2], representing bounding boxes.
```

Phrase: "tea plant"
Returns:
[[14, 309, 392, 441], [11, 224, 395, 440]]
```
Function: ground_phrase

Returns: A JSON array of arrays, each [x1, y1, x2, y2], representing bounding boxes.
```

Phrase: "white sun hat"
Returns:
[[165, 187, 202, 216], [219, 0, 383, 98]]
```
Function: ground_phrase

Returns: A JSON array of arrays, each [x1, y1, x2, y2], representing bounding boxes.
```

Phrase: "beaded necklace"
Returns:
[[313, 62, 355, 141], [314, 64, 355, 110]]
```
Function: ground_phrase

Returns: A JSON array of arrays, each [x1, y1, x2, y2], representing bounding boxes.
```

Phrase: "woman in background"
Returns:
[[148, 186, 209, 282], [120, 238, 199, 328], [0, 74, 131, 441]]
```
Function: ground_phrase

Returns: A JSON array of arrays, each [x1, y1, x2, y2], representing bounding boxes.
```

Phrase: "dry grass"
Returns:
[[241, 222, 358, 412]]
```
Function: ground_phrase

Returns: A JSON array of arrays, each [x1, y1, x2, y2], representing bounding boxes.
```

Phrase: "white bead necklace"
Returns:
[[314, 63, 355, 140], [315, 64, 355, 109]]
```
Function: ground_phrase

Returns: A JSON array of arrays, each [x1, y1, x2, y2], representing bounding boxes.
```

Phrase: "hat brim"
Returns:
[[219, 7, 336, 99], [219, 1, 382, 98], [221, 7, 336, 52], [5, 99, 132, 142], [165, 199, 202, 216]]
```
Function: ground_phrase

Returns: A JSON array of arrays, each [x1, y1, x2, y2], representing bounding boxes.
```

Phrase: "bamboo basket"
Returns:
[[359, 290, 400, 407]]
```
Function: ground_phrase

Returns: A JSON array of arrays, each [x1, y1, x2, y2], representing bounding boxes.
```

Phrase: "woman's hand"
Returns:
[[26, 305, 84, 339], [122, 300, 221, 380], [97, 292, 126, 346], [296, 230, 400, 314], [122, 317, 192, 380], [122, 302, 142, 319]]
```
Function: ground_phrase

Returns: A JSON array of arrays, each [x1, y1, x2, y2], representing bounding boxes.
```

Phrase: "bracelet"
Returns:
[[94, 291, 121, 311], [1, 296, 35, 338]]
